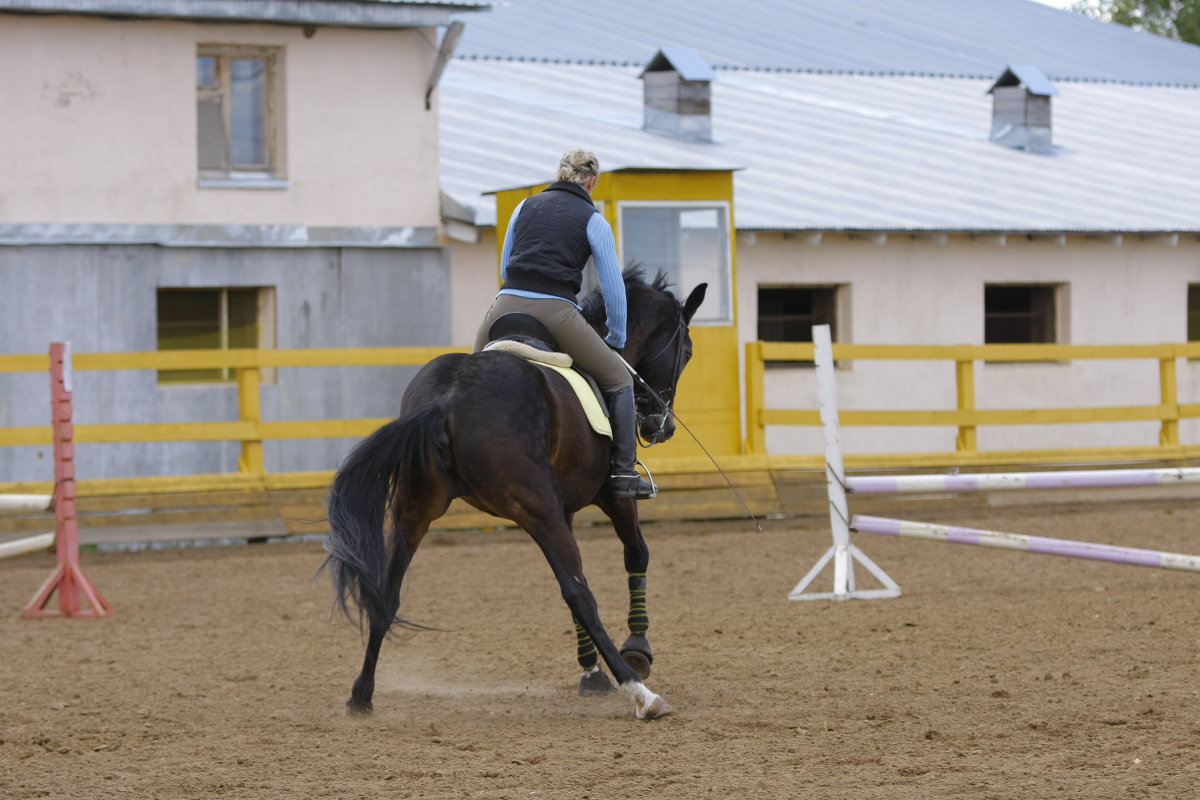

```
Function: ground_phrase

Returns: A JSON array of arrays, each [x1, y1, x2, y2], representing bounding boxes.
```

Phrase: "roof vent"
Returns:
[[639, 47, 715, 143], [987, 65, 1058, 155]]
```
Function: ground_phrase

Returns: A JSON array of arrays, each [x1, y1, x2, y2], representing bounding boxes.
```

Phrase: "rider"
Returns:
[[473, 148, 656, 499]]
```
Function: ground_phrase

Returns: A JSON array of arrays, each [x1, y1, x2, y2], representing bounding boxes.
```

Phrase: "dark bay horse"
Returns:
[[324, 269, 706, 720]]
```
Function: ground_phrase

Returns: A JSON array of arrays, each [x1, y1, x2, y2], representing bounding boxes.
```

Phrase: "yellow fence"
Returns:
[[744, 341, 1200, 469], [4, 341, 1200, 499], [0, 347, 470, 496]]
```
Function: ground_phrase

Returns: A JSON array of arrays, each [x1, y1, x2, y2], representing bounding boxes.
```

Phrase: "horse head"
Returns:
[[620, 270, 707, 446]]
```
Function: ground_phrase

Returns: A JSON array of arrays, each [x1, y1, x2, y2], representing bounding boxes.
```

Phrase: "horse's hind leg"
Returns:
[[347, 513, 437, 715], [347, 533, 411, 715]]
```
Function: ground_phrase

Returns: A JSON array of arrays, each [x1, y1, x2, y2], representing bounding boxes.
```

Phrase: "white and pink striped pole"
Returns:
[[853, 514, 1200, 572], [847, 467, 1200, 495]]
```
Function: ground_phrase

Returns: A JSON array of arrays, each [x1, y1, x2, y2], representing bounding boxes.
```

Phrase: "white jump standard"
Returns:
[[853, 515, 1200, 573], [791, 324, 1200, 601], [788, 324, 900, 601]]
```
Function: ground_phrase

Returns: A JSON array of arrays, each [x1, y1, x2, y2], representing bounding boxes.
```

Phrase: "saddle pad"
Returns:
[[483, 340, 612, 439]]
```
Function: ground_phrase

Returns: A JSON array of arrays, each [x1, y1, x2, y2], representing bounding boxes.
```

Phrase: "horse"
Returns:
[[323, 268, 707, 720]]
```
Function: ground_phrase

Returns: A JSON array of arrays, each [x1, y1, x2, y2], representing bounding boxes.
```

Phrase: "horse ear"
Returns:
[[682, 283, 707, 324]]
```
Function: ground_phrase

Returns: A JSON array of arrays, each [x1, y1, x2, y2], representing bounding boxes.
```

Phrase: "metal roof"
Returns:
[[439, 60, 1200, 232], [453, 0, 1200, 86], [0, 0, 488, 27]]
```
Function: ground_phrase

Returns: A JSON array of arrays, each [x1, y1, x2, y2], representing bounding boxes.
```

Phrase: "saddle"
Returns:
[[483, 313, 612, 439]]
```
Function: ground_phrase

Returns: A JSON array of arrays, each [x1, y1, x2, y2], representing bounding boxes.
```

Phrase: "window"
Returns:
[[197, 46, 284, 182], [1189, 285, 1200, 342], [984, 284, 1057, 344], [619, 203, 732, 324], [758, 286, 838, 366], [156, 287, 276, 384]]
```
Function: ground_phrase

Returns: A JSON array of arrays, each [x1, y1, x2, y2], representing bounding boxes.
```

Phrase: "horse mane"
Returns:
[[581, 264, 674, 326]]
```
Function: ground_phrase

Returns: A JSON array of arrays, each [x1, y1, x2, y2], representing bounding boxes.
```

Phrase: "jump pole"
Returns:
[[0, 496, 53, 560], [853, 514, 1200, 573], [0, 494, 52, 511], [847, 467, 1200, 494], [22, 342, 113, 619], [789, 325, 900, 601], [0, 532, 55, 560]]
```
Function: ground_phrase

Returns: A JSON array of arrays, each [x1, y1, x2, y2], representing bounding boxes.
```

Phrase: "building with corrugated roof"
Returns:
[[0, 0, 487, 482], [439, 0, 1200, 457]]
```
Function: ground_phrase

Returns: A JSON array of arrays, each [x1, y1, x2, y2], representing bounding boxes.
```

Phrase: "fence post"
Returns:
[[744, 341, 765, 454], [955, 358, 977, 451], [1159, 354, 1179, 447], [237, 365, 264, 475]]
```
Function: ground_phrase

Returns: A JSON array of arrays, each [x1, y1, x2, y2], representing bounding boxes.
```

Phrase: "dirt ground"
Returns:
[[3, 498, 1200, 800]]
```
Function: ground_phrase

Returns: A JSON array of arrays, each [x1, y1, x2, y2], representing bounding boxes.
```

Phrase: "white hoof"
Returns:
[[621, 681, 674, 720]]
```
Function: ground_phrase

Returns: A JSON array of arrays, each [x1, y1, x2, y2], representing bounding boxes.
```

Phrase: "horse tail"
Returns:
[[322, 403, 449, 631]]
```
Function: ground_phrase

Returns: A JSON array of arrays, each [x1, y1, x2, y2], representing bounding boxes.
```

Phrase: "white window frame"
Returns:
[[616, 200, 734, 325]]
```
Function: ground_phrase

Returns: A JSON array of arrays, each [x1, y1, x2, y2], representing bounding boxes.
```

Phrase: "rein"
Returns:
[[615, 331, 763, 532]]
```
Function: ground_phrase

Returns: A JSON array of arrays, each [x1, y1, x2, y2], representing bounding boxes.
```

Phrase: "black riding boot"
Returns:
[[604, 387, 657, 499]]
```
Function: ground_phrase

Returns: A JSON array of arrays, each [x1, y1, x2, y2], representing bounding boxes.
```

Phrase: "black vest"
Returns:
[[501, 181, 598, 301]]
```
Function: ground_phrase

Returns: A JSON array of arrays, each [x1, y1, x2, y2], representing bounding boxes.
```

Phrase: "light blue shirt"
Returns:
[[498, 198, 628, 349]]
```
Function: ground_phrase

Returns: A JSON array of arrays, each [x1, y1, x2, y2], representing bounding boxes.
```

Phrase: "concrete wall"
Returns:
[[0, 15, 440, 227], [448, 228, 499, 346], [0, 12, 455, 483], [0, 245, 450, 482], [736, 231, 1200, 455]]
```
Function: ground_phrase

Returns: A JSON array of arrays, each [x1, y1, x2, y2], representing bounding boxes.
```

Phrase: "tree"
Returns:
[[1069, 0, 1200, 45]]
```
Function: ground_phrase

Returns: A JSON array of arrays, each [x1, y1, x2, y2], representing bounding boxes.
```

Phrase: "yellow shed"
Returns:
[[492, 167, 742, 463]]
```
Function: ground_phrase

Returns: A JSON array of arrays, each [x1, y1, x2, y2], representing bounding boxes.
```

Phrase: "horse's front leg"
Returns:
[[521, 507, 672, 720], [597, 495, 654, 679]]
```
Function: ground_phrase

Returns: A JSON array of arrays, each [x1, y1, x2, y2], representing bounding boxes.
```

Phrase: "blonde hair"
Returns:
[[556, 148, 600, 185]]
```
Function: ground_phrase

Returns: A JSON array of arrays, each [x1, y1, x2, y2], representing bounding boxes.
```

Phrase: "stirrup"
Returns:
[[608, 460, 658, 499]]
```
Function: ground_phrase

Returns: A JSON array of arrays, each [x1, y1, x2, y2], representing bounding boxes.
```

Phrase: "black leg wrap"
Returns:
[[574, 620, 599, 672], [627, 572, 648, 636]]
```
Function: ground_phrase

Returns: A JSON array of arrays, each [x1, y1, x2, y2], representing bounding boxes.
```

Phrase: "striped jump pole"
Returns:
[[853, 514, 1200, 573], [0, 494, 53, 512], [0, 532, 55, 561], [847, 467, 1200, 495]]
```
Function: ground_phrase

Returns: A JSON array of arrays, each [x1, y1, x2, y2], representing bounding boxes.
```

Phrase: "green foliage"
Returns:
[[1068, 0, 1200, 44]]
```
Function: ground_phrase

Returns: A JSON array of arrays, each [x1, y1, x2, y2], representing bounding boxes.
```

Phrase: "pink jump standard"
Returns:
[[22, 342, 113, 619]]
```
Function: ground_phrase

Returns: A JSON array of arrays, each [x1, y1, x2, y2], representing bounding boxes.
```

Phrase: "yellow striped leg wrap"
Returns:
[[574, 620, 598, 671], [627, 572, 648, 636]]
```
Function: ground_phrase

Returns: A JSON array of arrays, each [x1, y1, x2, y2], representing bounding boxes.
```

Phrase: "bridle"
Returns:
[[632, 306, 689, 446]]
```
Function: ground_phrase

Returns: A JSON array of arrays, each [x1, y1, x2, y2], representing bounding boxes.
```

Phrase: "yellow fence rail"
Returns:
[[5, 341, 1200, 501], [0, 347, 470, 494], [744, 341, 1200, 468]]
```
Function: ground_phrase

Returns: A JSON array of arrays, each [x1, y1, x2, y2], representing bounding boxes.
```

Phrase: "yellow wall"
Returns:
[[494, 169, 742, 460]]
